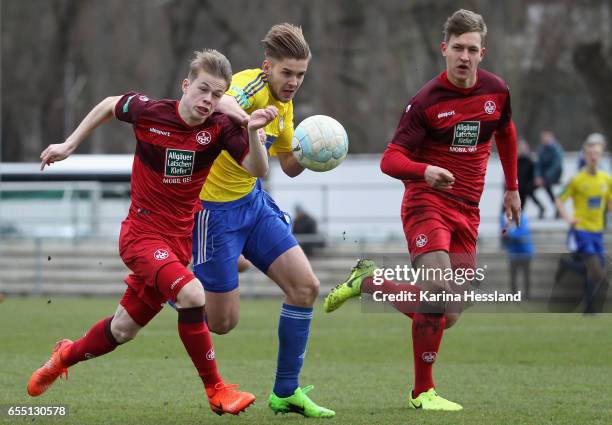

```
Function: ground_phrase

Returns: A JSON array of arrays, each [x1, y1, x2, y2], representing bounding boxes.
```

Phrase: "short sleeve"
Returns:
[[389, 101, 427, 151], [269, 104, 294, 156], [558, 177, 575, 201], [226, 70, 268, 113], [114, 92, 152, 124]]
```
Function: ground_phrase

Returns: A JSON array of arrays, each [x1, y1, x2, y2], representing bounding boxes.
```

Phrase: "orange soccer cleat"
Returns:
[[27, 339, 73, 397], [206, 382, 256, 415]]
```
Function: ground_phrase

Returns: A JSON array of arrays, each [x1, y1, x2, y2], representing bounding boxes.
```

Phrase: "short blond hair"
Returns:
[[443, 9, 488, 44], [584, 133, 606, 150], [262, 23, 311, 61], [188, 49, 232, 88]]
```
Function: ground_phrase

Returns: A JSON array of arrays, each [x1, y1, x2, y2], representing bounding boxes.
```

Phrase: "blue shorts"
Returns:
[[192, 182, 298, 293], [567, 229, 604, 256]]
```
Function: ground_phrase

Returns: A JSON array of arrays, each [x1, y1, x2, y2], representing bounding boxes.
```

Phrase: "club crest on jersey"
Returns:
[[164, 149, 194, 179], [451, 121, 480, 152], [415, 234, 428, 248], [279, 116, 284, 131], [196, 130, 212, 146], [484, 100, 496, 115], [154, 249, 169, 261]]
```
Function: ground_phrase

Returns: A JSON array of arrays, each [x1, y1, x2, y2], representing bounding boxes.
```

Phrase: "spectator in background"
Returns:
[[517, 139, 544, 218], [535, 130, 564, 218], [501, 213, 534, 299], [292, 204, 322, 257]]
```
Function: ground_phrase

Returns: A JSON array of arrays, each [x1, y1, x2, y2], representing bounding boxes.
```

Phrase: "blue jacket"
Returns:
[[501, 215, 534, 257]]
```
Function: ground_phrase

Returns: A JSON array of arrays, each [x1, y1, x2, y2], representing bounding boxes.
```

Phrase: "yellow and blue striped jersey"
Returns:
[[200, 68, 294, 202], [559, 169, 612, 232]]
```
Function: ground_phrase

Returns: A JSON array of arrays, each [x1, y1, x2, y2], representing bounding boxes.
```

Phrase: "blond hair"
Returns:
[[262, 23, 311, 61], [583, 133, 606, 150], [443, 9, 488, 44], [188, 49, 232, 88]]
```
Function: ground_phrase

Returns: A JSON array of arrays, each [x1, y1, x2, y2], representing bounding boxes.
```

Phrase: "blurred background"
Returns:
[[1, 0, 611, 301]]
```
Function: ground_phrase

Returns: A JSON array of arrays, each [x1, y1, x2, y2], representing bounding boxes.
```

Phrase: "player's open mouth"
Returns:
[[196, 106, 210, 115]]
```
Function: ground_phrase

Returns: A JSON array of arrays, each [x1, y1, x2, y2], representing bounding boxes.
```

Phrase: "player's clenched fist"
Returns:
[[40, 142, 77, 170], [247, 106, 278, 131], [424, 165, 455, 190]]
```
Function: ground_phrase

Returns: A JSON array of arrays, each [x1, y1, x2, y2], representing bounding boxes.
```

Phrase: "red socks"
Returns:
[[61, 317, 118, 367], [411, 313, 446, 396], [361, 275, 447, 397], [362, 276, 419, 317], [177, 307, 222, 391]]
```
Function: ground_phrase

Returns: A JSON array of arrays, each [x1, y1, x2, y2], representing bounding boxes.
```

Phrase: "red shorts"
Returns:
[[401, 191, 479, 268], [118, 219, 195, 323]]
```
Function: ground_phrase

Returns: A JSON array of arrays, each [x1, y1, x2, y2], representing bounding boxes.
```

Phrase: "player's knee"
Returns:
[[288, 275, 319, 305], [110, 319, 140, 344], [444, 312, 461, 329], [208, 317, 238, 335], [237, 256, 252, 273], [175, 279, 206, 308]]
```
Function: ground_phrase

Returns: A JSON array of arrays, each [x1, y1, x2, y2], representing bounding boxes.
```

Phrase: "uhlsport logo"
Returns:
[[437, 110, 455, 119], [206, 348, 215, 360], [422, 351, 437, 363], [415, 234, 428, 248], [196, 130, 212, 146], [484, 100, 496, 114], [153, 249, 169, 261]]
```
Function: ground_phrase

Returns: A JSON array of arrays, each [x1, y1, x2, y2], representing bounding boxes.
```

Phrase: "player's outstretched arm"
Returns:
[[40, 96, 121, 170], [277, 152, 305, 178], [217, 94, 250, 127], [242, 105, 278, 178]]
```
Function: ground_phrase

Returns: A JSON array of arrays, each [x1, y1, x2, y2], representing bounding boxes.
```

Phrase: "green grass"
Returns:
[[1, 297, 611, 424]]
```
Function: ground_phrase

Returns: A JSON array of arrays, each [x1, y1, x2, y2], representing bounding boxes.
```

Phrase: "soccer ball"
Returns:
[[291, 115, 348, 172]]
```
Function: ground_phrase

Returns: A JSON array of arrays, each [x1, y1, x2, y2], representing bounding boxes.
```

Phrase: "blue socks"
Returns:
[[273, 303, 313, 397]]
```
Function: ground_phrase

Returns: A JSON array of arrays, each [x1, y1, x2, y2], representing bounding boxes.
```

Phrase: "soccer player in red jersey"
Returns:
[[27, 49, 278, 416], [325, 9, 521, 410]]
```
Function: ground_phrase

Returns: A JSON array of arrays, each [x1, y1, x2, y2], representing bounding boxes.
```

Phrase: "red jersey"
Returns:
[[389, 69, 513, 204], [114, 92, 249, 237]]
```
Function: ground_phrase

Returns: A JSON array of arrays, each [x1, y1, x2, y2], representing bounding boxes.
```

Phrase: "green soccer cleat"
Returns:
[[268, 385, 335, 418], [409, 388, 463, 411], [324, 259, 377, 313]]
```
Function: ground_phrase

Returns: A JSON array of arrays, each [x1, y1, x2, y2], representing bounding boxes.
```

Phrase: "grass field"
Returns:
[[1, 297, 611, 425]]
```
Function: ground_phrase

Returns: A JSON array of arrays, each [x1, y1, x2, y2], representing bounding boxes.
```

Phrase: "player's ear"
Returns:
[[262, 59, 272, 74], [181, 78, 190, 94], [440, 42, 448, 57], [480, 46, 486, 60]]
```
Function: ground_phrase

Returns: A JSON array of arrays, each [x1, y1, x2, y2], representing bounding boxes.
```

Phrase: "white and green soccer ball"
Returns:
[[291, 115, 349, 172]]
